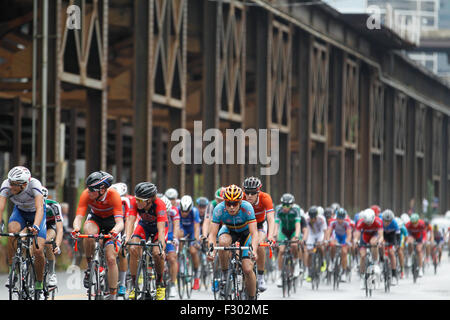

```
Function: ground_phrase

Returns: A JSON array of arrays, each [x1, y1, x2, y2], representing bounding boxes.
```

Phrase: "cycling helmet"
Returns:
[[180, 195, 194, 212], [165, 188, 178, 200], [243, 177, 262, 192], [135, 182, 158, 200], [196, 197, 209, 207], [336, 208, 347, 220], [331, 203, 340, 213], [324, 207, 334, 219], [445, 210, 450, 220], [223, 185, 244, 201], [424, 218, 429, 226], [410, 213, 420, 224], [382, 209, 394, 222], [8, 166, 31, 184], [110, 182, 128, 197], [401, 213, 410, 225], [160, 195, 173, 213], [215, 188, 224, 200], [317, 206, 323, 216], [363, 208, 376, 225], [280, 193, 295, 205], [371, 205, 381, 216], [308, 206, 318, 219], [86, 171, 113, 190], [41, 187, 48, 200], [358, 210, 366, 222]]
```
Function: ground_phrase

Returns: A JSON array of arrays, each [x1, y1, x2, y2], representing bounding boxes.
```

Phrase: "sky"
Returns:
[[322, 0, 367, 13]]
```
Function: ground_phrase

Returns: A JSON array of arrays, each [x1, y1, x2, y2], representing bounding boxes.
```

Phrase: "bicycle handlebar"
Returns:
[[0, 231, 39, 250], [74, 234, 118, 252], [125, 240, 163, 256]]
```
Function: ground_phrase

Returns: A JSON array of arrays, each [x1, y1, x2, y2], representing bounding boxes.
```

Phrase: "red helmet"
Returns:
[[371, 205, 381, 216]]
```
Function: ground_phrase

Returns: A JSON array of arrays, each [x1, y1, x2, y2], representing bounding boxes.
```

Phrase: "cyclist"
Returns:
[[0, 166, 47, 298], [207, 184, 259, 300], [178, 195, 202, 291], [161, 195, 179, 298], [395, 217, 408, 279], [353, 208, 383, 289], [432, 224, 444, 265], [324, 207, 334, 227], [405, 213, 426, 277], [165, 188, 179, 208], [274, 193, 306, 287], [302, 206, 328, 282], [424, 219, 434, 265], [242, 176, 275, 292], [72, 171, 124, 300], [381, 209, 399, 285], [196, 197, 209, 238], [110, 182, 134, 297], [125, 182, 168, 300], [371, 205, 381, 218], [42, 187, 63, 287], [325, 208, 352, 282]]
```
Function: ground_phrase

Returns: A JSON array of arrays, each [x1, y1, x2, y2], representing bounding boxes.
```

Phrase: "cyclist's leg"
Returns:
[[242, 232, 256, 298], [29, 209, 47, 284], [82, 215, 100, 265], [7, 206, 25, 266], [277, 229, 288, 270], [105, 240, 119, 297], [217, 227, 232, 277], [45, 227, 57, 281], [128, 225, 146, 282], [188, 233, 200, 281], [166, 234, 178, 284], [152, 228, 168, 284], [256, 222, 267, 279]]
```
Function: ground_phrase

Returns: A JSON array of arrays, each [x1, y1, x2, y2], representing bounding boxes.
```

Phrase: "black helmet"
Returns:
[[324, 207, 333, 219], [86, 171, 113, 190], [308, 206, 318, 219], [243, 177, 262, 192], [336, 208, 347, 219], [280, 193, 295, 205], [135, 182, 158, 199]]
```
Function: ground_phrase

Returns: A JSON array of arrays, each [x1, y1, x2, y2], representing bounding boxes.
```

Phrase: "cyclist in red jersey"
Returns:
[[72, 171, 124, 300], [242, 177, 275, 293], [405, 213, 426, 277]]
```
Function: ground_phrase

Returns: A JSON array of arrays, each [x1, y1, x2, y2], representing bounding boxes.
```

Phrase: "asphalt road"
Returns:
[[1, 251, 450, 300]]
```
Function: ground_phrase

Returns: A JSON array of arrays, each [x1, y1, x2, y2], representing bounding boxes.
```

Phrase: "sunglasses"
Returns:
[[135, 196, 149, 203], [88, 186, 102, 192], [282, 203, 292, 208], [9, 181, 26, 187], [225, 201, 240, 208], [245, 191, 259, 196]]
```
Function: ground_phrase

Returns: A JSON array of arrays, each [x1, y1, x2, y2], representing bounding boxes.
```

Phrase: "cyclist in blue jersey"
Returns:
[[207, 185, 259, 300], [381, 209, 399, 284], [178, 195, 201, 290], [395, 217, 408, 279]]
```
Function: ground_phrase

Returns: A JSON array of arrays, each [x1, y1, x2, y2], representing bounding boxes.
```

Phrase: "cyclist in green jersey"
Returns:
[[42, 187, 63, 287], [274, 193, 307, 287]]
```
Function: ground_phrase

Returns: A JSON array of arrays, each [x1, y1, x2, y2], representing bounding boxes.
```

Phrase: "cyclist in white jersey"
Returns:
[[0, 166, 47, 298]]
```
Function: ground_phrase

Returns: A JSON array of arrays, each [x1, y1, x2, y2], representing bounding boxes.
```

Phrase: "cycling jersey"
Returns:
[[356, 217, 383, 244], [179, 207, 200, 240], [0, 178, 44, 212], [383, 219, 399, 246], [328, 218, 351, 237], [121, 195, 137, 221], [130, 197, 169, 242], [243, 191, 274, 225], [405, 220, 426, 242], [275, 204, 302, 230], [166, 205, 180, 253], [76, 188, 123, 220], [305, 215, 327, 249], [212, 200, 256, 258], [45, 199, 63, 226], [434, 230, 444, 244]]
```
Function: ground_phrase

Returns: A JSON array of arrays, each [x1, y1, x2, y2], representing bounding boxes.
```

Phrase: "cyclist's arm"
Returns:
[[125, 214, 136, 243], [201, 214, 210, 238], [346, 225, 352, 243], [33, 194, 44, 228], [157, 220, 166, 249], [377, 228, 384, 244], [324, 225, 331, 241], [208, 222, 220, 249], [249, 221, 259, 256], [73, 190, 89, 232], [266, 211, 275, 241], [0, 195, 6, 225], [194, 221, 200, 241], [294, 221, 301, 239], [173, 219, 180, 241], [55, 220, 64, 248], [111, 216, 124, 235]]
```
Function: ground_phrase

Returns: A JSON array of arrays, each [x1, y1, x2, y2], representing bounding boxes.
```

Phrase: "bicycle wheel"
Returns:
[[135, 258, 149, 300], [200, 255, 212, 291], [383, 260, 390, 293], [24, 258, 36, 300], [281, 258, 289, 297], [177, 254, 186, 299], [185, 256, 193, 299], [223, 269, 234, 300], [333, 259, 340, 290], [412, 254, 418, 284], [147, 262, 157, 300], [212, 255, 221, 300], [8, 258, 21, 300], [87, 262, 100, 300]]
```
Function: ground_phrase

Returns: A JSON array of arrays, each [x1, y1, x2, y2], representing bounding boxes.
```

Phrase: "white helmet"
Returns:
[[317, 206, 324, 216], [41, 187, 48, 200], [8, 166, 31, 184], [382, 209, 395, 222], [165, 188, 178, 200], [363, 208, 375, 224], [445, 211, 450, 220], [358, 210, 366, 222], [159, 195, 173, 213], [180, 195, 193, 212], [401, 213, 410, 224], [110, 183, 128, 197]]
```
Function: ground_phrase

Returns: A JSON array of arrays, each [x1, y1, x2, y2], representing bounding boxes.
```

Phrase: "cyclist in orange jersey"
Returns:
[[242, 177, 275, 293], [72, 171, 124, 300]]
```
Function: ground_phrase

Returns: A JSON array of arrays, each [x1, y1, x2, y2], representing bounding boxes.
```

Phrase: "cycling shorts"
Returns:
[[85, 213, 120, 247], [166, 232, 176, 253], [306, 232, 324, 250], [9, 205, 47, 240], [278, 228, 296, 242], [132, 221, 169, 243], [218, 226, 252, 259], [335, 233, 347, 245]]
